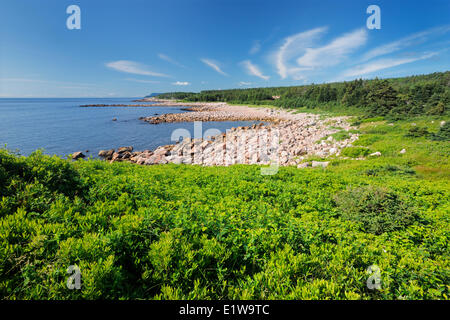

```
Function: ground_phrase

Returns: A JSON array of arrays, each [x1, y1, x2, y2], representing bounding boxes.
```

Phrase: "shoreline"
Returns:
[[96, 101, 359, 168]]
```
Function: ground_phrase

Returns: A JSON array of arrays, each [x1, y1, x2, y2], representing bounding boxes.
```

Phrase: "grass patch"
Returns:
[[341, 147, 371, 158]]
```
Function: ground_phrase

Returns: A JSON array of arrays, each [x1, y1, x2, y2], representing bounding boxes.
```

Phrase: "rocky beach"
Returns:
[[93, 100, 360, 168]]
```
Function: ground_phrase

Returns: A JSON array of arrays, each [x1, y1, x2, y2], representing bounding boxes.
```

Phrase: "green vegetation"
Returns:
[[334, 186, 419, 235], [341, 147, 371, 158], [1, 71, 449, 299], [431, 122, 450, 141], [1, 115, 449, 300], [405, 126, 430, 138], [155, 92, 197, 100], [155, 71, 449, 120]]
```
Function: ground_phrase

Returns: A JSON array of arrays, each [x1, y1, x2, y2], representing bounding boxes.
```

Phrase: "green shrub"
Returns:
[[362, 165, 416, 177], [353, 135, 382, 146], [405, 126, 430, 138], [341, 147, 371, 158], [0, 149, 86, 217], [430, 122, 450, 141], [360, 116, 385, 123], [334, 186, 419, 235]]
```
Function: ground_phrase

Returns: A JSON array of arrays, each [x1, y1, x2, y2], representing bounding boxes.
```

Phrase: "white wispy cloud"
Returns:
[[340, 52, 439, 78], [106, 60, 169, 77], [125, 78, 160, 84], [241, 60, 270, 80], [274, 27, 327, 79], [362, 25, 450, 61], [172, 81, 190, 86], [238, 81, 252, 86], [158, 53, 186, 68], [201, 58, 228, 76], [296, 28, 367, 68]]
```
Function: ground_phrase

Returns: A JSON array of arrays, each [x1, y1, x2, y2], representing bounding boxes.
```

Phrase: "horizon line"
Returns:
[[1, 70, 448, 98]]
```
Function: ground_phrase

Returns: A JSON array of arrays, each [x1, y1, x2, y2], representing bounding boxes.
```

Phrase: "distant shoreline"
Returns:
[[79, 103, 177, 107]]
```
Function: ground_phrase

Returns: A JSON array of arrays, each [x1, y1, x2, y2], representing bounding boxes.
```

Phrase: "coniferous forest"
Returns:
[[156, 72, 449, 120]]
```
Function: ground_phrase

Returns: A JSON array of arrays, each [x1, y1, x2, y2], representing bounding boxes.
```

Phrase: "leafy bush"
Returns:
[[341, 147, 371, 158], [362, 165, 416, 177], [334, 186, 419, 235], [430, 122, 450, 141], [353, 135, 381, 146], [405, 126, 430, 138], [0, 149, 86, 218]]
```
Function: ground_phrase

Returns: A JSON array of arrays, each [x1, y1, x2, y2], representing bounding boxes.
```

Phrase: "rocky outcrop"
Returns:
[[103, 115, 358, 167], [117, 146, 133, 153], [95, 102, 359, 167], [72, 152, 85, 160], [98, 149, 115, 160]]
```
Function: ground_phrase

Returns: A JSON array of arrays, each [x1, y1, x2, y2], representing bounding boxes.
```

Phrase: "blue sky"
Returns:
[[0, 0, 449, 97]]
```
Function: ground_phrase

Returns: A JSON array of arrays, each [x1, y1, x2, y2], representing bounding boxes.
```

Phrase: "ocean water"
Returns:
[[0, 98, 259, 157]]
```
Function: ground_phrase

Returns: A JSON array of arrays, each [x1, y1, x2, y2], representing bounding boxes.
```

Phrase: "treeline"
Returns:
[[155, 92, 197, 100], [154, 71, 449, 119]]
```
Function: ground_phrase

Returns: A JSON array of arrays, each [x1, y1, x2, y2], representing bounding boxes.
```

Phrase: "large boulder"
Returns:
[[98, 149, 115, 160], [72, 152, 85, 160], [117, 146, 133, 154], [153, 146, 170, 156], [119, 151, 132, 160], [110, 152, 121, 162], [144, 153, 168, 165], [311, 161, 329, 168], [370, 151, 381, 157]]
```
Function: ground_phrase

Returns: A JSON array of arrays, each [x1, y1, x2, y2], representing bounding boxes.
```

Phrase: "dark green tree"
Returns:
[[366, 80, 400, 116]]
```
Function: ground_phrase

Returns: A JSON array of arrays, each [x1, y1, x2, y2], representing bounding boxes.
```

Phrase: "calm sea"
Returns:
[[0, 98, 258, 157]]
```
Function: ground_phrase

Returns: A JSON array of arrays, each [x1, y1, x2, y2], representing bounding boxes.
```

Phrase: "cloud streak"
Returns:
[[201, 58, 228, 76], [241, 60, 270, 80], [158, 53, 186, 68], [172, 81, 190, 86], [106, 60, 169, 77], [275, 27, 327, 79], [296, 28, 367, 68], [341, 52, 438, 78], [362, 26, 450, 61]]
